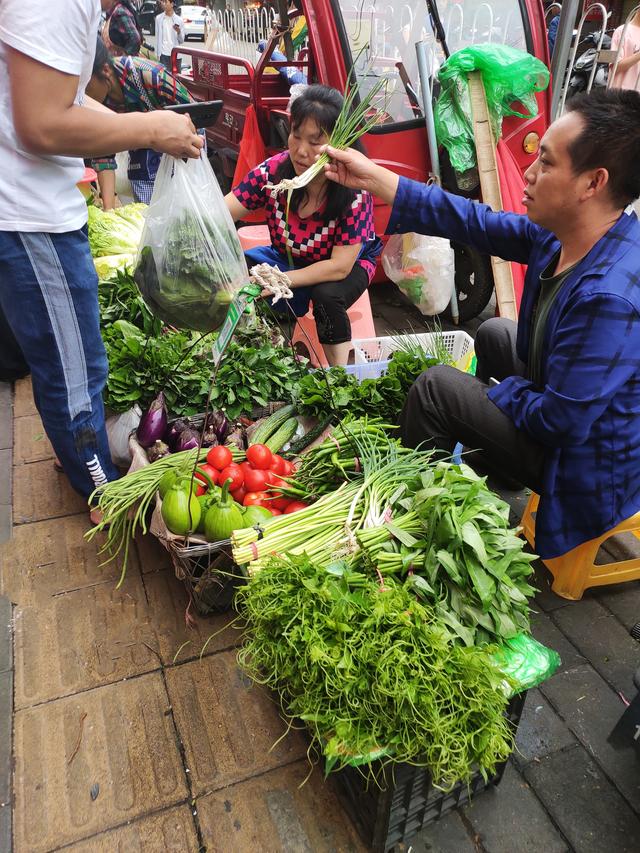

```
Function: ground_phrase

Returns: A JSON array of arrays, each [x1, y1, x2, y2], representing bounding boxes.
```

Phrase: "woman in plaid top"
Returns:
[[226, 85, 381, 366], [86, 38, 192, 206]]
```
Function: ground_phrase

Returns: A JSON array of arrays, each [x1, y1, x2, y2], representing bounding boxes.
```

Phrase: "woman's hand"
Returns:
[[321, 145, 400, 205]]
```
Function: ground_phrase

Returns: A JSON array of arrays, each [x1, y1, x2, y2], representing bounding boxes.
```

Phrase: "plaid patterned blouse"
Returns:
[[105, 1, 142, 56], [233, 152, 379, 279], [92, 56, 192, 172], [389, 177, 640, 559]]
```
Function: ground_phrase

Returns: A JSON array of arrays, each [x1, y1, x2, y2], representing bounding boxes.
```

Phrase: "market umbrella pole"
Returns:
[[468, 71, 518, 323]]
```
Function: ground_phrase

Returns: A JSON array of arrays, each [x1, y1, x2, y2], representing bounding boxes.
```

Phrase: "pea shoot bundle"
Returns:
[[237, 555, 515, 787]]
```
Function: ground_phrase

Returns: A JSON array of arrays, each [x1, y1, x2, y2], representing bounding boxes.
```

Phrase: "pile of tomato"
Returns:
[[193, 443, 308, 516]]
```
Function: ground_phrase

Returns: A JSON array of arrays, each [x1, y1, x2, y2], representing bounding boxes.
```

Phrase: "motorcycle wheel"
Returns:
[[440, 242, 495, 323]]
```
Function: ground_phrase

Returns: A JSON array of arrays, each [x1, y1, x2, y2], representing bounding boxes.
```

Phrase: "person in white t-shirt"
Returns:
[[0, 0, 203, 521], [156, 0, 185, 73]]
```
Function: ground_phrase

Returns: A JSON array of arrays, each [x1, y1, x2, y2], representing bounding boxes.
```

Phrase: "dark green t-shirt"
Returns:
[[528, 253, 577, 388]]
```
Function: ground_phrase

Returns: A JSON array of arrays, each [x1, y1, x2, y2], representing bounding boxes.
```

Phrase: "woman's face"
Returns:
[[85, 68, 111, 103], [288, 118, 329, 177]]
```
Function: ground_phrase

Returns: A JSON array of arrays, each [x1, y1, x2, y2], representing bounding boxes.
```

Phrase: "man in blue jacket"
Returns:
[[323, 88, 640, 561]]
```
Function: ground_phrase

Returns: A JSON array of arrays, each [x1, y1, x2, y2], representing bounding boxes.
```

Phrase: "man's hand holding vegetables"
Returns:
[[0, 0, 202, 522], [323, 88, 640, 563]]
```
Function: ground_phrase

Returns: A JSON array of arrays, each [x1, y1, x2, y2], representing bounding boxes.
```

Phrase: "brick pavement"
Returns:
[[1, 373, 639, 853]]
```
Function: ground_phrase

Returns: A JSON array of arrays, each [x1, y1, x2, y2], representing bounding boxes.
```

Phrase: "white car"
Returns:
[[180, 5, 209, 40]]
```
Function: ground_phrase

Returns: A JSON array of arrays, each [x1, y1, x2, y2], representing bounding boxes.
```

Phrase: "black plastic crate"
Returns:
[[332, 691, 527, 852]]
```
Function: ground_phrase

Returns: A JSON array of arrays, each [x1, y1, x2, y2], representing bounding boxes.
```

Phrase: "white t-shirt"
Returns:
[[0, 0, 101, 233], [160, 15, 174, 56]]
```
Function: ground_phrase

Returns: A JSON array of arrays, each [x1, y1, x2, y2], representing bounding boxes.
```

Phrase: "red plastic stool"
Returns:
[[292, 289, 376, 367]]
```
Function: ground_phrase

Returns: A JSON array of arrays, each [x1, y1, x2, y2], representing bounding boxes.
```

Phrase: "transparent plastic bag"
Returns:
[[382, 233, 454, 316], [105, 405, 141, 467], [434, 44, 550, 174], [134, 153, 248, 332], [493, 633, 561, 695]]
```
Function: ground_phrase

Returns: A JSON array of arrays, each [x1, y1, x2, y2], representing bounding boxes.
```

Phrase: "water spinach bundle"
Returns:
[[237, 555, 515, 787]]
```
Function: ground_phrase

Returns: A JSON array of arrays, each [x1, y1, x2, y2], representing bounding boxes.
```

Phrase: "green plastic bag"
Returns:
[[493, 633, 561, 695], [434, 44, 550, 174]]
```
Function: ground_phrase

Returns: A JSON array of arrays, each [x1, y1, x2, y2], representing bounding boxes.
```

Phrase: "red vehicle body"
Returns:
[[174, 0, 552, 320]]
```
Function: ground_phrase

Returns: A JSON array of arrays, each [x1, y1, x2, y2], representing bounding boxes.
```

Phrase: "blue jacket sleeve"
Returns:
[[387, 177, 542, 265], [488, 291, 640, 447]]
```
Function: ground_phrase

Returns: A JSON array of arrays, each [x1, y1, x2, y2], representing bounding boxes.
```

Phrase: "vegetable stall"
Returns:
[[84, 167, 559, 852]]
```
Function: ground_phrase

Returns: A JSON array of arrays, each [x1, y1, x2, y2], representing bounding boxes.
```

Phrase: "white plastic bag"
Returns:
[[105, 405, 142, 467], [134, 153, 249, 332], [115, 151, 133, 204], [382, 233, 455, 316]]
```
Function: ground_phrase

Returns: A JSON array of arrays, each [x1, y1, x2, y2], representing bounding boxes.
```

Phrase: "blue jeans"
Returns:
[[0, 229, 120, 500]]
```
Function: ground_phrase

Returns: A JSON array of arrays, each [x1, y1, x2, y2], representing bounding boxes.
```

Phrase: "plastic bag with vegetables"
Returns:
[[134, 153, 249, 332], [382, 233, 454, 316]]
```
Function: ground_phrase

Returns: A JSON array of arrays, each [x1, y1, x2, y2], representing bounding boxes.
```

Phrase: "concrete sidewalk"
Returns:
[[1, 368, 639, 852]]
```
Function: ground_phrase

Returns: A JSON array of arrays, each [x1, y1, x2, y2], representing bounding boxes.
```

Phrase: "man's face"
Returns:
[[522, 112, 590, 231]]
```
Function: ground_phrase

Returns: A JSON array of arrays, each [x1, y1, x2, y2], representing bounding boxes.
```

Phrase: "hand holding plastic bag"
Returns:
[[434, 44, 550, 174], [382, 233, 454, 316], [134, 154, 248, 332]]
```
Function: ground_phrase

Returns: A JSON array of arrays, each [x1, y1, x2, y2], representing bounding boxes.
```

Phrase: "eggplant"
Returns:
[[201, 422, 218, 448], [175, 428, 200, 452], [137, 392, 168, 448], [146, 440, 170, 462], [207, 410, 229, 445], [164, 417, 190, 451]]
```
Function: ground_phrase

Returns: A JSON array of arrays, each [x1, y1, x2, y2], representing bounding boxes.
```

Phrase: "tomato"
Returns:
[[230, 486, 247, 504], [270, 508, 283, 515], [219, 463, 244, 491], [282, 459, 295, 475], [243, 491, 269, 507], [246, 444, 273, 470], [194, 464, 219, 488], [268, 474, 287, 492], [284, 501, 309, 514], [270, 496, 291, 511], [243, 466, 270, 492], [195, 484, 208, 497], [206, 445, 233, 470], [269, 454, 287, 475]]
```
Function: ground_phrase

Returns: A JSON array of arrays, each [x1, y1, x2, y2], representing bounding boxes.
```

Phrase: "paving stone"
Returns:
[[529, 609, 586, 673], [406, 810, 476, 853], [0, 383, 12, 451], [0, 505, 10, 547], [541, 664, 640, 811], [13, 672, 187, 853], [0, 514, 136, 607], [0, 670, 12, 806], [13, 413, 54, 464], [12, 377, 37, 418], [461, 762, 569, 853], [531, 559, 575, 612], [0, 450, 11, 506], [142, 569, 240, 666], [166, 652, 307, 796], [13, 457, 86, 524], [135, 531, 173, 574], [523, 744, 640, 853], [0, 804, 10, 853], [0, 595, 11, 673], [61, 804, 199, 852], [598, 581, 640, 633], [552, 598, 640, 695], [513, 689, 576, 767], [13, 574, 162, 709], [196, 760, 364, 852]]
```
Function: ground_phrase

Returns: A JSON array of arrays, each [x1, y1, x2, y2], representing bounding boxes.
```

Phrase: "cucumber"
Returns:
[[264, 417, 299, 453], [287, 414, 334, 455], [250, 404, 296, 446]]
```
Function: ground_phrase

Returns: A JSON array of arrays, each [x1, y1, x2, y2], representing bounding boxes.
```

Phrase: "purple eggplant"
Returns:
[[207, 410, 229, 444], [146, 440, 170, 462], [174, 428, 200, 452], [164, 417, 190, 451], [137, 392, 168, 448]]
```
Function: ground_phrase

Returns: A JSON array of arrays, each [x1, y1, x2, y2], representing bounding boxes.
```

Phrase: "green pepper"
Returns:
[[196, 487, 221, 533], [204, 478, 245, 542], [161, 481, 201, 536]]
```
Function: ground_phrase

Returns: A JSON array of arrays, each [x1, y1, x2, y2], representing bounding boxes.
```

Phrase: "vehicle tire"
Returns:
[[439, 242, 494, 323]]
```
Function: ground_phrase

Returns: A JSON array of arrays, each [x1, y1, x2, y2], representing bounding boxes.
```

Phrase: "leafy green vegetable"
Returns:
[[88, 203, 146, 257], [237, 554, 515, 787]]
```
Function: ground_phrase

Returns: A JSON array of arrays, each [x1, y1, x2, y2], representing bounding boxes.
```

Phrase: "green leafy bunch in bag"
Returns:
[[434, 44, 550, 174]]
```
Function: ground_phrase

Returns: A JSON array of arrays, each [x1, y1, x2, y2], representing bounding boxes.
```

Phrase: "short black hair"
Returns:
[[92, 37, 112, 80], [275, 84, 363, 221], [565, 88, 640, 207]]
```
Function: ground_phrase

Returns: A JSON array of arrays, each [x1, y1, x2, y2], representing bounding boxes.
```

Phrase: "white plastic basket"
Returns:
[[353, 331, 475, 374]]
